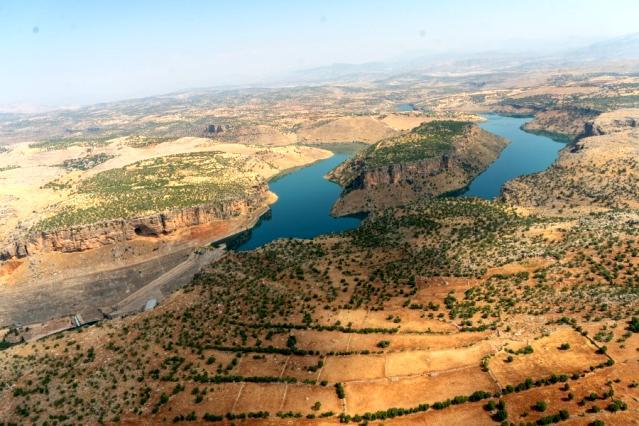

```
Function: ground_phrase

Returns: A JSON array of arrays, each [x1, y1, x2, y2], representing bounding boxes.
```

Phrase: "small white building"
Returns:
[[144, 298, 157, 311]]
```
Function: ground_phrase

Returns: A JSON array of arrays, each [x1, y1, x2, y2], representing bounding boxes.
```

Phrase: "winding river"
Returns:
[[229, 115, 566, 251], [462, 114, 566, 198], [232, 145, 364, 251]]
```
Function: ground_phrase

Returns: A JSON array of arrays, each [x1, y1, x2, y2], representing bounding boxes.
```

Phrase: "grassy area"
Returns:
[[576, 95, 639, 112], [124, 135, 175, 148], [360, 120, 470, 169], [499, 95, 558, 111], [35, 152, 262, 231]]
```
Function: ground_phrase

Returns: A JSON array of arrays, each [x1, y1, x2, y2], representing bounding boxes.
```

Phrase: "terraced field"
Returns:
[[3, 197, 639, 424]]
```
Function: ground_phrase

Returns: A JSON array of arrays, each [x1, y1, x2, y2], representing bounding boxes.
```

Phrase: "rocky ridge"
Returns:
[[502, 109, 639, 213], [522, 108, 599, 142], [328, 122, 507, 215], [0, 183, 270, 260]]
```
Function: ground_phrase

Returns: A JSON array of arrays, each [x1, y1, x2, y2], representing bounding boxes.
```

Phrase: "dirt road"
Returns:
[[110, 246, 225, 317]]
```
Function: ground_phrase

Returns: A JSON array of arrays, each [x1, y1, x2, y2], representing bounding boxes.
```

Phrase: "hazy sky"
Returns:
[[1, 0, 638, 109]]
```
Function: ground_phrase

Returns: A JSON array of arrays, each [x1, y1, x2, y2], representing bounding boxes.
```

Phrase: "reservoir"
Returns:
[[230, 114, 565, 251], [233, 145, 363, 251], [461, 114, 566, 198]]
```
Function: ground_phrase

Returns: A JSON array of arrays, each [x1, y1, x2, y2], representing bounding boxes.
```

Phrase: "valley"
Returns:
[[1, 56, 639, 425]]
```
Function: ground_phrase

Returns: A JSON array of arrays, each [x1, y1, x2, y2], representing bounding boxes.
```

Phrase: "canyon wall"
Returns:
[[522, 108, 599, 142], [329, 125, 507, 216], [1, 183, 270, 260], [335, 155, 451, 193]]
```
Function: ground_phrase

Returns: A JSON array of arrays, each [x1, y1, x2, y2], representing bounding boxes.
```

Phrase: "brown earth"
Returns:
[[502, 109, 639, 215], [296, 116, 399, 144]]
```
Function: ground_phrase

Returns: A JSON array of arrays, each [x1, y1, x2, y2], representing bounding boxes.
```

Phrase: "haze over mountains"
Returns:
[[1, 33, 638, 115], [282, 33, 639, 85]]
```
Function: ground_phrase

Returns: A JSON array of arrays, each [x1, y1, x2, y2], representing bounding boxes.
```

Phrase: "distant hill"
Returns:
[[568, 33, 639, 61], [281, 33, 639, 85]]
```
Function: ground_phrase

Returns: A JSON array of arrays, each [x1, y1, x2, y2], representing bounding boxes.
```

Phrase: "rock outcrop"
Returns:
[[578, 108, 639, 139], [502, 109, 639, 214], [336, 155, 451, 193], [328, 122, 508, 216], [1, 183, 270, 260], [522, 108, 599, 142]]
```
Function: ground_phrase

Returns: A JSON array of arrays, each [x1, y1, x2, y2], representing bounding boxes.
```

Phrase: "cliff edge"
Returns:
[[327, 121, 508, 216]]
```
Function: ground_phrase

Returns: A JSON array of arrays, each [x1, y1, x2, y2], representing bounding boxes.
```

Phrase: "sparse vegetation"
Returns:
[[35, 152, 264, 231]]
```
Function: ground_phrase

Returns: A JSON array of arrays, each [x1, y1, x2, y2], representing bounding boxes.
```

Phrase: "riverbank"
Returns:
[[460, 114, 567, 199], [0, 150, 326, 327], [233, 150, 363, 251]]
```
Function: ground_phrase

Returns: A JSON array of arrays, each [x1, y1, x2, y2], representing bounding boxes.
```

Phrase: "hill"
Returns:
[[328, 120, 507, 215]]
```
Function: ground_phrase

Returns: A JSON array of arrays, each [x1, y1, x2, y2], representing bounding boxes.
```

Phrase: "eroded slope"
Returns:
[[502, 109, 639, 214], [328, 120, 507, 215]]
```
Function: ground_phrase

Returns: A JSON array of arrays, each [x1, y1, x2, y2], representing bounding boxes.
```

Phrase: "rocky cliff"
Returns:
[[0, 183, 270, 260], [522, 108, 599, 142], [502, 109, 639, 214], [335, 155, 451, 192], [328, 122, 507, 216], [578, 108, 638, 138]]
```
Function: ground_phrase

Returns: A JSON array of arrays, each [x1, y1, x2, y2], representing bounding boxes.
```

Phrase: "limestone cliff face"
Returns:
[[0, 183, 270, 260], [328, 124, 507, 216], [522, 108, 599, 142], [501, 109, 639, 214], [334, 155, 450, 193], [579, 109, 639, 138]]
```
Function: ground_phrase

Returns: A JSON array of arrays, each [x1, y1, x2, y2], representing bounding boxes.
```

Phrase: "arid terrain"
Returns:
[[0, 133, 332, 326], [2, 49, 639, 426]]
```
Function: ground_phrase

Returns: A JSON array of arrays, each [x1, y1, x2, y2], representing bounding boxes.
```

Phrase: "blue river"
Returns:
[[462, 114, 565, 198], [229, 115, 565, 251]]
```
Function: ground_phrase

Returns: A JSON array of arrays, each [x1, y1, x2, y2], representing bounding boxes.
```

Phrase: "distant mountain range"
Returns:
[[3, 34, 637, 114], [567, 33, 639, 61], [276, 33, 639, 85]]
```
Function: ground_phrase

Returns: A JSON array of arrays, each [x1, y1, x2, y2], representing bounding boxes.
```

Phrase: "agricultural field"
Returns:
[[3, 193, 639, 424]]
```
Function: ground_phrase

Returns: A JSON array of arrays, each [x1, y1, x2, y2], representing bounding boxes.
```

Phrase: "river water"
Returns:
[[462, 114, 566, 198], [233, 146, 363, 251], [230, 115, 565, 251]]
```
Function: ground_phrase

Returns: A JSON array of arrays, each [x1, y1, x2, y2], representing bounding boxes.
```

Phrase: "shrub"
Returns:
[[468, 390, 492, 402], [533, 400, 547, 412], [335, 383, 345, 399], [492, 409, 507, 421], [607, 399, 627, 412]]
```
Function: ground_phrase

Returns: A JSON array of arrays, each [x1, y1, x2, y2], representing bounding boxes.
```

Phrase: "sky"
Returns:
[[1, 0, 638, 110]]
